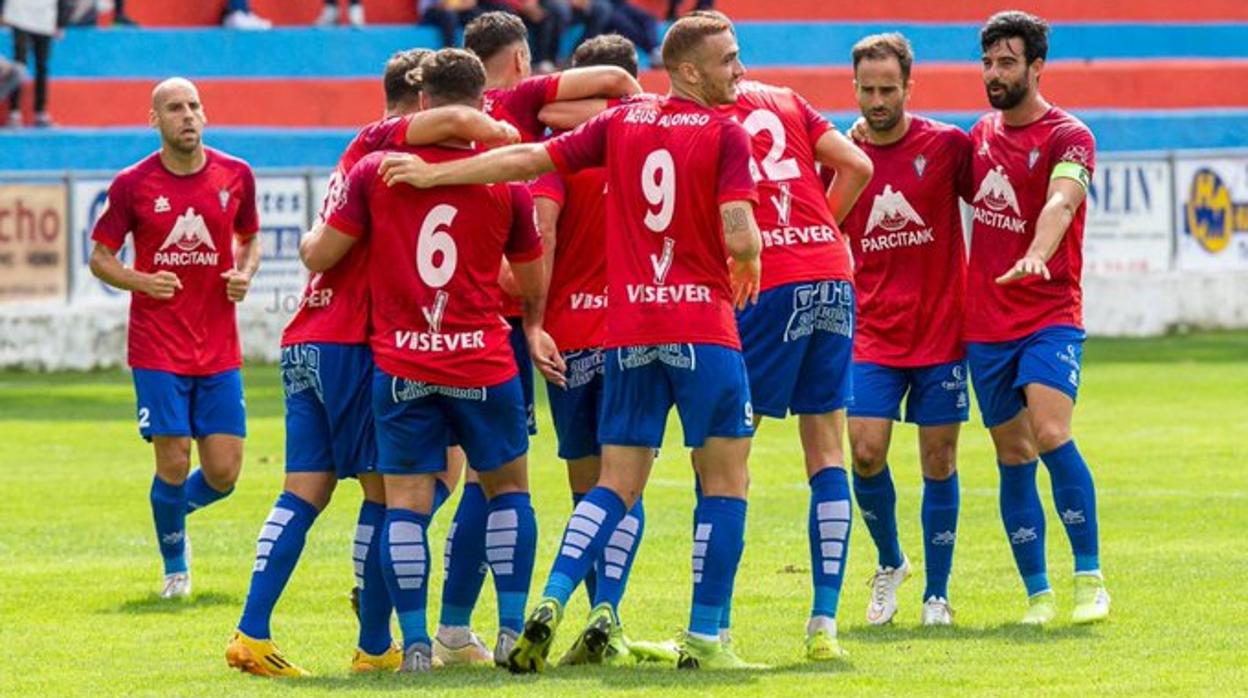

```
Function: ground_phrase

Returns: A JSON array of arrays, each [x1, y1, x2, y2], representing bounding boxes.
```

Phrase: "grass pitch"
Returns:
[[1, 332, 1246, 696]]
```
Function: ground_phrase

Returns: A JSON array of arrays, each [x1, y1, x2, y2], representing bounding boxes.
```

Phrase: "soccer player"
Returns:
[[302, 47, 562, 673], [841, 33, 972, 628], [224, 49, 519, 678], [381, 14, 765, 671], [966, 12, 1109, 624], [530, 34, 650, 666], [88, 77, 260, 601], [432, 10, 644, 666]]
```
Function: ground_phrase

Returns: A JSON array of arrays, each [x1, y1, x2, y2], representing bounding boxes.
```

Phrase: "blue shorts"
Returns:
[[132, 367, 246, 441], [372, 367, 529, 475], [736, 280, 855, 418], [966, 325, 1086, 428], [849, 360, 971, 426], [547, 348, 605, 461], [281, 343, 377, 479], [507, 317, 538, 435], [599, 344, 754, 449]]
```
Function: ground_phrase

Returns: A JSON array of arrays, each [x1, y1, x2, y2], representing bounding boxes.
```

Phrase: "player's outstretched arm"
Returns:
[[554, 66, 642, 101], [88, 241, 182, 300], [404, 105, 521, 148], [815, 128, 874, 224], [299, 223, 358, 273], [720, 199, 763, 309], [996, 175, 1087, 284], [222, 233, 262, 303], [539, 99, 610, 131], [380, 144, 555, 189]]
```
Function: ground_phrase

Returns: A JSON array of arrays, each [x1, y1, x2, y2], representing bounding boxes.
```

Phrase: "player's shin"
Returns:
[[354, 500, 395, 655], [486, 491, 538, 635], [1040, 440, 1100, 574], [150, 475, 189, 575], [237, 492, 319, 638], [592, 497, 644, 615], [380, 507, 433, 651], [439, 482, 489, 632], [921, 473, 960, 601], [542, 486, 628, 606], [689, 496, 747, 641], [852, 465, 903, 569], [809, 467, 852, 624], [999, 461, 1051, 596]]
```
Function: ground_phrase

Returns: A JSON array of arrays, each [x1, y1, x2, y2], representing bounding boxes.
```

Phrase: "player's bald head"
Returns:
[[151, 77, 200, 109]]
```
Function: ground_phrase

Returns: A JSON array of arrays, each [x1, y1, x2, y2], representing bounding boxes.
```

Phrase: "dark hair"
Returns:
[[419, 48, 487, 105], [661, 15, 733, 71], [383, 48, 431, 107], [572, 34, 639, 77], [980, 11, 1049, 64], [464, 11, 528, 63], [851, 33, 914, 82]]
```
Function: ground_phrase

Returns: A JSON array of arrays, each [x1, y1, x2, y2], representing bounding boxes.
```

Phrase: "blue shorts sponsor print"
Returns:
[[546, 348, 605, 461], [966, 325, 1086, 428], [507, 317, 538, 435], [849, 360, 970, 426], [372, 367, 529, 475], [736, 280, 854, 418], [599, 344, 754, 449], [132, 367, 246, 441], [281, 343, 377, 479]]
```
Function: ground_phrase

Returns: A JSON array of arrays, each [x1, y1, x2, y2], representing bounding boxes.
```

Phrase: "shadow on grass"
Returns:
[[840, 622, 1098, 644], [111, 590, 237, 614]]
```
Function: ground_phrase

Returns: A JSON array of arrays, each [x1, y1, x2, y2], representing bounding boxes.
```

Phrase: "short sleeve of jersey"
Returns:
[[505, 183, 543, 262], [518, 73, 561, 113], [326, 154, 378, 238], [1051, 120, 1097, 182], [546, 111, 610, 174], [234, 165, 260, 239], [717, 120, 759, 204], [796, 92, 833, 144], [530, 172, 566, 206], [91, 174, 136, 249], [949, 127, 975, 202]]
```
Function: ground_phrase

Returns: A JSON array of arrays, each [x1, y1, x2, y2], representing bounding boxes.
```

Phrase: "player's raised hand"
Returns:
[[528, 329, 567, 388], [996, 254, 1051, 284], [380, 153, 435, 189], [221, 269, 252, 302], [845, 117, 869, 144], [143, 270, 182, 300], [729, 257, 761, 310]]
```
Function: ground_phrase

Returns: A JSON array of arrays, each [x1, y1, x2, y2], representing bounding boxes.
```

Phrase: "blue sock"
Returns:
[[810, 467, 852, 619], [486, 492, 537, 633], [592, 497, 644, 616], [439, 483, 488, 628], [237, 492, 319, 638], [694, 478, 736, 632], [921, 473, 960, 600], [380, 508, 431, 650], [543, 486, 626, 606], [150, 476, 188, 574], [184, 468, 232, 513], [999, 461, 1050, 596], [432, 480, 451, 518], [572, 492, 598, 603], [689, 496, 746, 639], [852, 465, 903, 569], [1041, 440, 1100, 574], [353, 500, 394, 655]]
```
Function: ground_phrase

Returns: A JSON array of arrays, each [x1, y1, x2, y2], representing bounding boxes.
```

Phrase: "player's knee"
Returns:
[[850, 440, 888, 476], [1031, 420, 1071, 454], [995, 440, 1038, 465], [920, 440, 957, 480]]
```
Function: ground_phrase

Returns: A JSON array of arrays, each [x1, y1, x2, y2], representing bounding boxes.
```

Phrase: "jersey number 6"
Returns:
[[417, 204, 459, 288]]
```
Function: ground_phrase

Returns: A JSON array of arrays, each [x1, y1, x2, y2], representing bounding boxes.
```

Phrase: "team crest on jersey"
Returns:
[[913, 154, 927, 178], [218, 187, 230, 210], [155, 208, 220, 265], [154, 195, 171, 213], [1027, 148, 1041, 170], [865, 185, 925, 234], [973, 166, 1022, 216]]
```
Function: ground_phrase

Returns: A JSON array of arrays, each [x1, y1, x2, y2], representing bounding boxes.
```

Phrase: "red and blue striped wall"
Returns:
[[2, 0, 1245, 170]]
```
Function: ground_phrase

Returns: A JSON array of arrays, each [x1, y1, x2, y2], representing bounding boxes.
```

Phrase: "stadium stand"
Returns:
[[1, 0, 1245, 168]]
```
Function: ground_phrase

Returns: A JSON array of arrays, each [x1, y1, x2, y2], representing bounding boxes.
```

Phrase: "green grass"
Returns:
[[1, 332, 1246, 696]]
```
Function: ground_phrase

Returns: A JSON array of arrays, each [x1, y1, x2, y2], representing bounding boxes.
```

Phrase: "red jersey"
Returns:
[[327, 147, 543, 387], [92, 148, 259, 375], [531, 168, 607, 352], [545, 96, 758, 350], [283, 116, 408, 347], [843, 116, 972, 366], [727, 80, 852, 291], [484, 74, 561, 142], [966, 107, 1095, 342]]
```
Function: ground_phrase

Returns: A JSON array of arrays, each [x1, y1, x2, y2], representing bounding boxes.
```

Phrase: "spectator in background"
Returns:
[[112, 0, 136, 26], [666, 0, 712, 21], [607, 0, 659, 65], [419, 0, 502, 48], [0, 56, 27, 105], [223, 0, 271, 30], [316, 0, 365, 27], [515, 0, 562, 73], [547, 0, 610, 62], [3, 0, 70, 128]]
